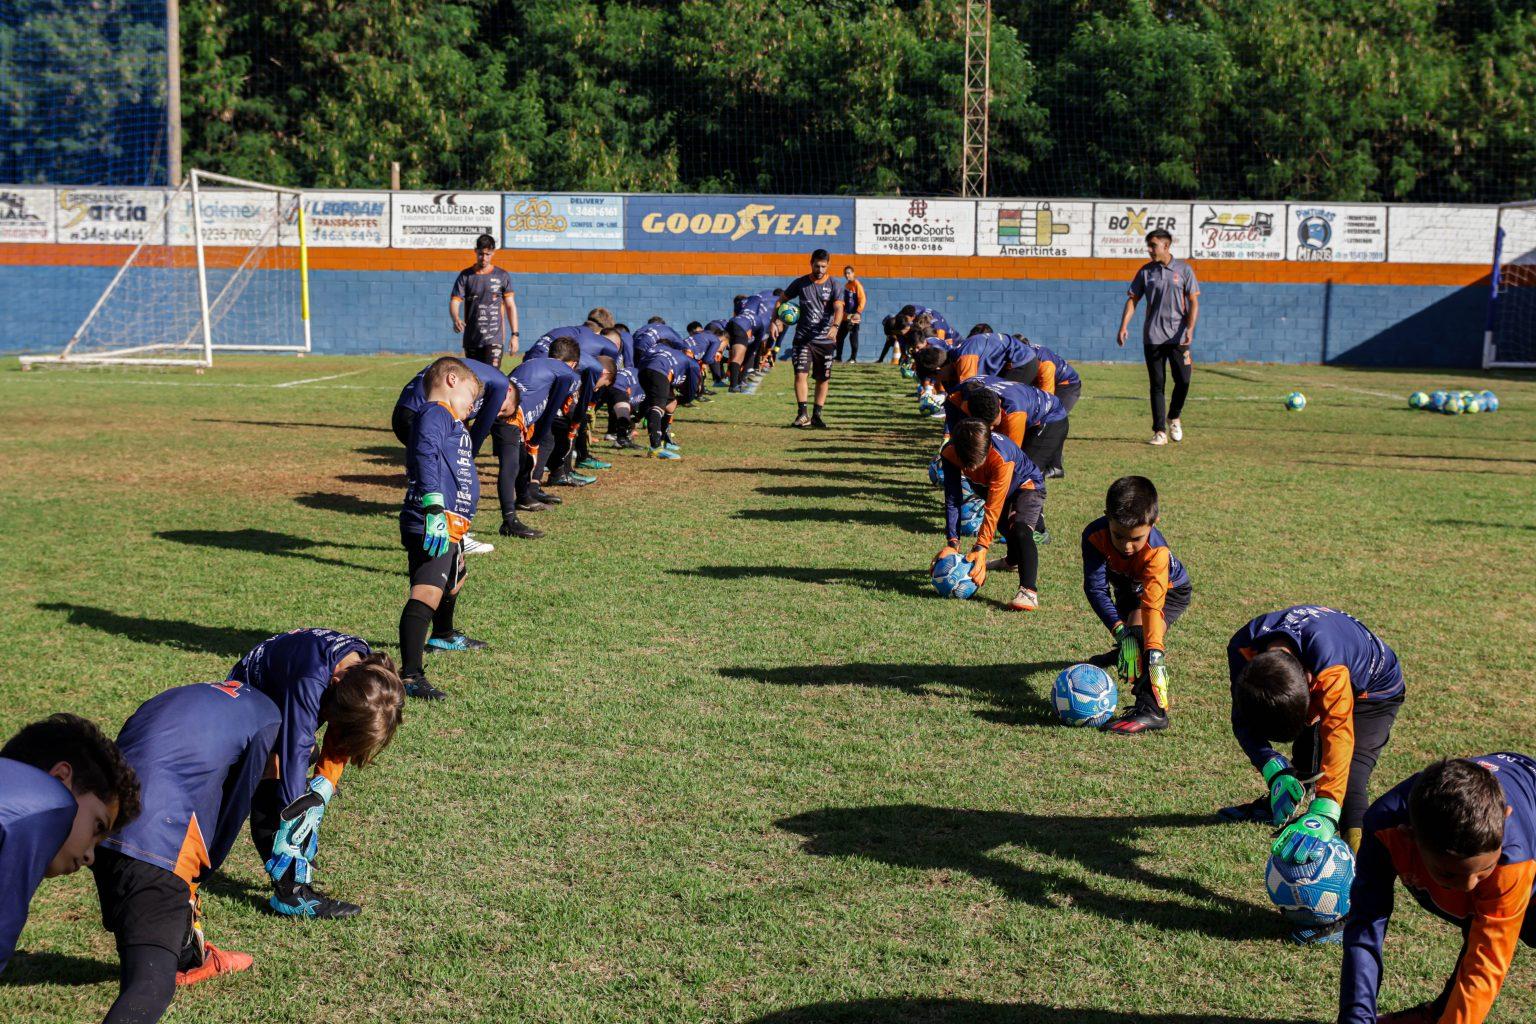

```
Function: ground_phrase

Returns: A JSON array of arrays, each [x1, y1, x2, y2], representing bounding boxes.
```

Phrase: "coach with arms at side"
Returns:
[[1117, 229, 1199, 446]]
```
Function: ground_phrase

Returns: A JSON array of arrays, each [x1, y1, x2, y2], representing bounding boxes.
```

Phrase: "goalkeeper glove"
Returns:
[[421, 492, 449, 557], [1272, 797, 1340, 865], [1112, 625, 1141, 686], [1262, 756, 1306, 827], [1146, 649, 1170, 710], [265, 775, 335, 884], [964, 546, 988, 586]]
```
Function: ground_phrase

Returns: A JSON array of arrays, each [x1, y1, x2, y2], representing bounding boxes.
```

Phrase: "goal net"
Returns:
[[20, 169, 310, 369], [1485, 201, 1536, 369]]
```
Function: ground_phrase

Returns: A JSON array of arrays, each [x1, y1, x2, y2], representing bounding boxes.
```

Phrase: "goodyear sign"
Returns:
[[626, 195, 854, 253]]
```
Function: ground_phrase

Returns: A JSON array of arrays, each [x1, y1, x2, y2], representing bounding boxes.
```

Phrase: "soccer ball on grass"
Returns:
[[1265, 837, 1355, 927], [1052, 664, 1117, 727]]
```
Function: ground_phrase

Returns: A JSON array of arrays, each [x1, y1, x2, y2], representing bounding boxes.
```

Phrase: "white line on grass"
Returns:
[[273, 369, 369, 387]]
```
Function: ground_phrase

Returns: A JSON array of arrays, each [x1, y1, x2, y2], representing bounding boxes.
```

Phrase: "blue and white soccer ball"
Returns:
[[1052, 664, 1118, 727], [931, 553, 979, 600], [1481, 390, 1499, 412], [928, 455, 944, 487], [776, 303, 800, 325], [1265, 837, 1356, 926], [1429, 390, 1449, 410], [1284, 392, 1307, 411], [1464, 396, 1484, 414], [918, 392, 943, 415], [957, 496, 985, 537], [1408, 391, 1430, 409], [1442, 393, 1465, 415]]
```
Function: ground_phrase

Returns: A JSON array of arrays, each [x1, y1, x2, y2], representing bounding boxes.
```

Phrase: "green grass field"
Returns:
[[2, 355, 1534, 1023]]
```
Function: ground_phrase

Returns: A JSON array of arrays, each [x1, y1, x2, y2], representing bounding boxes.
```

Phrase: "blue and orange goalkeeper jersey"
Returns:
[[530, 324, 610, 361], [1227, 606, 1404, 805], [103, 681, 281, 888], [953, 332, 1033, 382], [1081, 517, 1189, 652], [1022, 340, 1080, 393], [0, 758, 76, 973], [508, 357, 579, 449], [946, 375, 1066, 446], [633, 322, 685, 361], [400, 403, 478, 541], [940, 432, 1043, 550], [1341, 752, 1536, 1024], [688, 330, 723, 365], [395, 357, 510, 456], [909, 307, 954, 339], [639, 346, 701, 400], [230, 628, 372, 805]]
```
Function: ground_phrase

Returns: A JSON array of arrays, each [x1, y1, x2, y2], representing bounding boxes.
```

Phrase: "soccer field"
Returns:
[[2, 356, 1535, 1023]]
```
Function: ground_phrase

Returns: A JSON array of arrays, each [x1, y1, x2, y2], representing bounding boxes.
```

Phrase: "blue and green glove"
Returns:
[[265, 775, 335, 884], [1262, 756, 1306, 827], [1272, 797, 1340, 864], [421, 492, 449, 557], [1112, 625, 1141, 686]]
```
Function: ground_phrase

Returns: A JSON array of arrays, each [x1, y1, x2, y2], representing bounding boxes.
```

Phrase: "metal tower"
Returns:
[[960, 0, 992, 197]]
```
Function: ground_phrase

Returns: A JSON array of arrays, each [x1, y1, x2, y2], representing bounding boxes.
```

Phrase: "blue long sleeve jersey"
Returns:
[[909, 306, 955, 339], [400, 402, 478, 541], [1340, 752, 1536, 1024], [611, 367, 645, 406], [945, 375, 1066, 445], [508, 357, 580, 447], [1080, 518, 1189, 652], [638, 346, 701, 401], [952, 332, 1034, 381], [0, 759, 75, 973], [940, 431, 1043, 550], [1227, 606, 1404, 806], [102, 681, 281, 888], [230, 628, 372, 805], [1022, 340, 1081, 391], [688, 330, 723, 365], [394, 358, 510, 456]]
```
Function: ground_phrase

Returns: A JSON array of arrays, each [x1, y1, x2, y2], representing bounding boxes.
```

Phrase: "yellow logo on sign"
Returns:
[[640, 203, 841, 241], [505, 198, 568, 234]]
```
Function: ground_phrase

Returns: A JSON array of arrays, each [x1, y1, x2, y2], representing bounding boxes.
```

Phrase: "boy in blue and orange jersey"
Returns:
[[836, 266, 867, 363], [877, 313, 904, 365], [230, 628, 405, 920], [686, 320, 726, 397], [508, 339, 581, 513], [946, 381, 1068, 503], [933, 418, 1047, 612], [91, 680, 282, 1020], [398, 356, 484, 702], [632, 317, 686, 363], [897, 305, 954, 348], [1220, 605, 1406, 942], [1015, 334, 1081, 477], [1340, 753, 1536, 1023], [604, 365, 645, 449], [1082, 475, 1192, 734], [528, 307, 615, 361], [914, 327, 1037, 388], [636, 343, 700, 460], [1, 715, 139, 974]]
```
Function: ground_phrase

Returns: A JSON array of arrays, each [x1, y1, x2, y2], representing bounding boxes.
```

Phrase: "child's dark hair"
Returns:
[[585, 307, 615, 330], [952, 418, 991, 468], [425, 356, 477, 395], [1233, 651, 1310, 741], [964, 387, 1001, 424], [914, 346, 948, 376], [548, 336, 581, 362], [899, 304, 917, 319], [1409, 758, 1507, 858], [2, 714, 142, 830], [613, 322, 630, 334], [686, 321, 702, 334], [1106, 475, 1159, 527], [969, 323, 994, 337], [320, 654, 406, 768]]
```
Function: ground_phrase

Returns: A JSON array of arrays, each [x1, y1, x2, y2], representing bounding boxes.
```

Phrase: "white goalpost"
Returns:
[[1483, 199, 1536, 369], [20, 169, 311, 369]]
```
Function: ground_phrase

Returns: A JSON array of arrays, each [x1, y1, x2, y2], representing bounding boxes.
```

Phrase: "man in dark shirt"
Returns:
[[780, 248, 845, 429], [1117, 229, 1199, 446], [450, 233, 519, 369]]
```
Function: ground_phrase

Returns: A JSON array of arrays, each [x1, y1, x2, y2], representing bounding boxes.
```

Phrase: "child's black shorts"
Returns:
[[406, 539, 465, 591], [1112, 579, 1193, 627], [92, 846, 197, 964]]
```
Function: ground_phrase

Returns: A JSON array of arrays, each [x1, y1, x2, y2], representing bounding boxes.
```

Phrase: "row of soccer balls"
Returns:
[[1409, 389, 1501, 414], [1056, 662, 1354, 926]]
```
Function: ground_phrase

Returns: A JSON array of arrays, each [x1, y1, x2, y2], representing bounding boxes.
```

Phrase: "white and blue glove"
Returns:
[[265, 775, 335, 884]]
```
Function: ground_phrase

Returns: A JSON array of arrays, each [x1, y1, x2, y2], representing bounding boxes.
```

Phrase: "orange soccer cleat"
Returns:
[[175, 943, 254, 987]]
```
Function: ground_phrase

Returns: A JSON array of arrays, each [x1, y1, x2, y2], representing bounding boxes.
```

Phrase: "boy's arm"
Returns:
[[315, 731, 348, 790], [1137, 547, 1173, 652], [0, 806, 75, 973], [999, 411, 1030, 447], [1436, 862, 1536, 1024], [1338, 825, 1400, 1024], [1313, 666, 1357, 807], [466, 378, 507, 455], [1081, 534, 1119, 633], [954, 352, 981, 381], [412, 406, 456, 498], [449, 273, 466, 332], [533, 379, 573, 450], [941, 456, 964, 544]]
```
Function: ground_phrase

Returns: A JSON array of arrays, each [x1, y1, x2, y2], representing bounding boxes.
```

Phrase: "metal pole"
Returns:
[[166, 0, 182, 185], [391, 162, 401, 191], [191, 171, 215, 365]]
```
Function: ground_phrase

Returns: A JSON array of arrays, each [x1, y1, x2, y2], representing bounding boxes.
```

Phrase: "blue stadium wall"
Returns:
[[0, 247, 1492, 367]]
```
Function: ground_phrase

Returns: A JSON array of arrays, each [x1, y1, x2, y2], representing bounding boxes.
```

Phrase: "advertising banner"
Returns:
[[626, 195, 853, 253], [855, 198, 975, 256], [391, 192, 501, 250], [501, 194, 623, 249], [1092, 202, 1192, 259], [1388, 206, 1499, 264], [975, 200, 1093, 257], [57, 188, 166, 245], [168, 190, 280, 246], [290, 192, 390, 248], [0, 187, 55, 243], [1285, 205, 1387, 262], [1191, 203, 1287, 260]]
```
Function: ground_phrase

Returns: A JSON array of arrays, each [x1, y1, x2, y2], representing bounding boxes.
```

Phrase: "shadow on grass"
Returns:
[[1428, 518, 1536, 531], [296, 492, 396, 517], [712, 466, 909, 484], [355, 444, 403, 465], [37, 603, 276, 658], [775, 805, 1278, 942], [745, 1000, 1292, 1024], [155, 529, 392, 575], [720, 659, 1067, 728], [200, 872, 275, 914], [1297, 458, 1533, 478], [753, 483, 931, 506], [733, 506, 937, 535], [336, 472, 405, 488], [671, 564, 921, 596], [0, 950, 117, 987], [193, 418, 391, 433]]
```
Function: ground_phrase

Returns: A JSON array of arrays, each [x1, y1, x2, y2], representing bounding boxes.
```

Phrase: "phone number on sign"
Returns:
[[873, 241, 956, 254]]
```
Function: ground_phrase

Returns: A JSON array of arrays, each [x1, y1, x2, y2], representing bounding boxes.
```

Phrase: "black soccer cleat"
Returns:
[[531, 488, 563, 505], [268, 882, 362, 920], [1102, 705, 1168, 735], [403, 673, 447, 701], [810, 416, 830, 430], [515, 499, 549, 513], [1044, 467, 1065, 479], [500, 516, 543, 539], [1217, 794, 1273, 823], [546, 473, 590, 488]]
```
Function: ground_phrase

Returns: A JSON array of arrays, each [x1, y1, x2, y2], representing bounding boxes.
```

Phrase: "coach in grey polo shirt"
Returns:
[[1117, 228, 1200, 445]]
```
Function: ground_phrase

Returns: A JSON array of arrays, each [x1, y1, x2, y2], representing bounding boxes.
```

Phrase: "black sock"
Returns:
[[798, 402, 808, 417], [431, 590, 458, 639], [729, 364, 741, 388], [616, 414, 632, 439], [1016, 530, 1039, 590], [646, 409, 664, 447], [399, 598, 434, 676], [813, 404, 824, 419]]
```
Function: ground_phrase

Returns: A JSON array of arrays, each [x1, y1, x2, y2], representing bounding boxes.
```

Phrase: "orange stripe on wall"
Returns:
[[0, 243, 1492, 287]]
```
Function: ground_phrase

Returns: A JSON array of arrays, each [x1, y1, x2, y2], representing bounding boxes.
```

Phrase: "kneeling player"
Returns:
[[1081, 476, 1191, 735], [933, 418, 1046, 612], [92, 681, 282, 1021], [1341, 754, 1536, 1023], [1, 715, 139, 974], [231, 629, 405, 919]]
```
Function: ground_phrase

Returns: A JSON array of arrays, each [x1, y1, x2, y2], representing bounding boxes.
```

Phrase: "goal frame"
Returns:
[[1483, 199, 1536, 370], [19, 169, 310, 369]]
